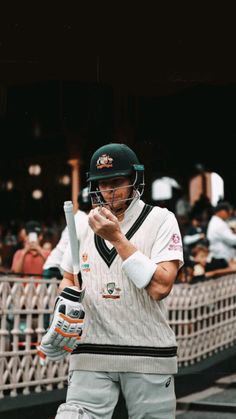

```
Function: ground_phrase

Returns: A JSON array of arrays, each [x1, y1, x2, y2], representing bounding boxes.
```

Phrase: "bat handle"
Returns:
[[64, 201, 81, 289]]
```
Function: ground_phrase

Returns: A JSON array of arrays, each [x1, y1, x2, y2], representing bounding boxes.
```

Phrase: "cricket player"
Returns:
[[39, 143, 184, 419]]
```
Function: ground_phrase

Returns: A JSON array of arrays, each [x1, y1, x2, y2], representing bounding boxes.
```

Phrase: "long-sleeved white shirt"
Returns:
[[43, 210, 88, 270], [207, 215, 236, 261]]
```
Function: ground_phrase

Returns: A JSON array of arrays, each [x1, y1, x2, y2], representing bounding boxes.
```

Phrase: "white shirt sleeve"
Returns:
[[207, 216, 236, 246], [183, 233, 203, 246], [60, 209, 88, 274], [43, 227, 69, 269], [60, 241, 74, 274], [218, 223, 236, 246], [151, 211, 184, 268]]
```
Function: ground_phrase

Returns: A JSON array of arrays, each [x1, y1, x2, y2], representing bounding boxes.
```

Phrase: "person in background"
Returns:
[[175, 193, 191, 229], [183, 212, 208, 258], [207, 201, 236, 263], [11, 221, 50, 276], [11, 224, 28, 252], [177, 243, 236, 284], [191, 244, 236, 282], [42, 187, 91, 280], [190, 194, 213, 225], [227, 206, 236, 233]]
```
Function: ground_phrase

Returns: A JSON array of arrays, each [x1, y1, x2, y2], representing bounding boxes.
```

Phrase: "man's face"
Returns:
[[98, 177, 132, 213]]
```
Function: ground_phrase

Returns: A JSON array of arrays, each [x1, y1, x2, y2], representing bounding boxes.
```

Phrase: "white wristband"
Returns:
[[122, 250, 157, 289]]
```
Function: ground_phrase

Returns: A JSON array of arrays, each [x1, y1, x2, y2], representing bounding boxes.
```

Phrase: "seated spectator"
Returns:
[[11, 221, 51, 276], [191, 244, 236, 281], [177, 244, 236, 284], [207, 201, 236, 262]]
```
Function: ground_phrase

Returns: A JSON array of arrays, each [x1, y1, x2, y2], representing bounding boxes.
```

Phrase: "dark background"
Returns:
[[1, 4, 236, 221]]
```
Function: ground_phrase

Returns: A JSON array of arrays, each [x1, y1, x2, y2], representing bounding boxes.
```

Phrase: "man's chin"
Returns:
[[102, 201, 128, 215], [112, 205, 127, 215]]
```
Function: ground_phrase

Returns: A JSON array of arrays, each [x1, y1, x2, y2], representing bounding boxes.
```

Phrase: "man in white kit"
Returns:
[[42, 187, 91, 280], [207, 201, 236, 263], [39, 143, 184, 419]]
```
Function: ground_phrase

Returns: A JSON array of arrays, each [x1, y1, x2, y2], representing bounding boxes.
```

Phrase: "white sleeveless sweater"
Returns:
[[61, 199, 183, 374]]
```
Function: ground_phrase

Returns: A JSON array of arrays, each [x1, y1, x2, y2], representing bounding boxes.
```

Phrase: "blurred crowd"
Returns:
[[177, 197, 236, 284], [0, 187, 91, 278], [1, 190, 236, 285], [0, 219, 62, 275]]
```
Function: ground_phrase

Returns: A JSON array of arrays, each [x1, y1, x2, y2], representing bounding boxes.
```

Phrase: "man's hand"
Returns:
[[37, 287, 85, 361], [88, 207, 123, 242]]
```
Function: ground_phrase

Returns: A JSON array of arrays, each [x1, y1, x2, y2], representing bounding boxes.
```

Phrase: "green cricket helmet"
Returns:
[[87, 143, 145, 206]]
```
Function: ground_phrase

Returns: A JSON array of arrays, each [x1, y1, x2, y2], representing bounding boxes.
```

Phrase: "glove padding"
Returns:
[[37, 342, 70, 362], [38, 287, 85, 360]]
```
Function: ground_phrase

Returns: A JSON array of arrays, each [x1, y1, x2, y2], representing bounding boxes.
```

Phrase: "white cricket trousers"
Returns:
[[66, 370, 176, 419]]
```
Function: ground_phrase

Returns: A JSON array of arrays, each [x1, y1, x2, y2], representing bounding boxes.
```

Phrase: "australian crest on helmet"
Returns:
[[96, 154, 114, 169]]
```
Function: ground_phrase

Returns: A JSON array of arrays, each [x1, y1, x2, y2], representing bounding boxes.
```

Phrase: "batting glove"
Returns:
[[38, 287, 85, 358], [37, 342, 71, 362]]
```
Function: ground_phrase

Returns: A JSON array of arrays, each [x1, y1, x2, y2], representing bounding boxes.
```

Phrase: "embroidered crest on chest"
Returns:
[[101, 282, 121, 299]]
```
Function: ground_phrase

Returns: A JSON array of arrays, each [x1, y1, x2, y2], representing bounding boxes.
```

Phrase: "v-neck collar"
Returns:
[[94, 200, 153, 267]]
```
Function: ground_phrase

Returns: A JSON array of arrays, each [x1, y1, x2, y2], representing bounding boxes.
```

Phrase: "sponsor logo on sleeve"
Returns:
[[81, 253, 90, 272], [168, 234, 183, 251]]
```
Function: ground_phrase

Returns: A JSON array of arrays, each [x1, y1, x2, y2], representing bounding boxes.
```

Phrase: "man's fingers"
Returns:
[[88, 208, 109, 229], [100, 207, 118, 222], [37, 344, 69, 362], [93, 207, 109, 219], [90, 207, 117, 223]]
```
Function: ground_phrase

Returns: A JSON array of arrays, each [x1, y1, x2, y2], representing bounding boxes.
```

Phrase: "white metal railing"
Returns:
[[166, 274, 236, 366], [1, 274, 236, 398], [0, 276, 68, 398]]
